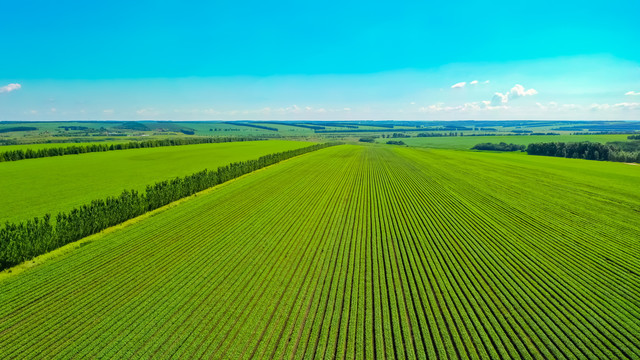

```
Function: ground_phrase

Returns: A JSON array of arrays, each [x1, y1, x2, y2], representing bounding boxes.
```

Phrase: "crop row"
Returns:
[[0, 145, 639, 358]]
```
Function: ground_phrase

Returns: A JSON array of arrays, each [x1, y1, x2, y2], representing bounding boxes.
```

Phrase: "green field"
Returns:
[[385, 134, 630, 150], [0, 141, 131, 152], [1, 145, 638, 358], [0, 140, 312, 224]]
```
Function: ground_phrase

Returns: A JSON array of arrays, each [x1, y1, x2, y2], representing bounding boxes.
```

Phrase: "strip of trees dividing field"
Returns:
[[0, 136, 262, 162], [0, 146, 638, 358], [0, 142, 339, 270]]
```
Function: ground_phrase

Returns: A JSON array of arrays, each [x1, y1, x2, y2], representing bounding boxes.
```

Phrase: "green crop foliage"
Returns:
[[391, 134, 630, 150], [0, 140, 313, 223], [0, 145, 639, 358]]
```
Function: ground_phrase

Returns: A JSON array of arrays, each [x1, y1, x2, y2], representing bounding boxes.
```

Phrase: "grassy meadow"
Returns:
[[0, 140, 312, 223], [1, 144, 638, 358], [382, 134, 630, 150]]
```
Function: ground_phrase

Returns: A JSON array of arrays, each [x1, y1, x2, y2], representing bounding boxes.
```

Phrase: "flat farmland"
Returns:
[[389, 134, 630, 150], [1, 145, 639, 358], [0, 140, 312, 223], [0, 141, 128, 152]]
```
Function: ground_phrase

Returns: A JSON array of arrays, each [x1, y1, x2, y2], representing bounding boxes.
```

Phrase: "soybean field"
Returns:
[[1, 145, 639, 359]]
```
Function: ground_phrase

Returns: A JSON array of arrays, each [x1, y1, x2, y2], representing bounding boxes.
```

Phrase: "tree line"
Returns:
[[0, 142, 341, 270], [525, 141, 640, 163], [261, 122, 326, 130], [0, 126, 38, 133], [314, 128, 430, 134], [628, 135, 640, 140], [222, 122, 279, 131], [472, 142, 526, 151], [417, 132, 461, 137], [0, 136, 260, 162]]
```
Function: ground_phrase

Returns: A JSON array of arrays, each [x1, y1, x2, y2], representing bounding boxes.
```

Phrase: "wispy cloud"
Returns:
[[419, 101, 501, 113], [0, 83, 21, 93], [136, 108, 163, 118], [589, 103, 611, 111], [490, 84, 537, 106], [452, 80, 489, 88], [536, 102, 579, 111], [625, 91, 640, 96], [614, 102, 640, 110]]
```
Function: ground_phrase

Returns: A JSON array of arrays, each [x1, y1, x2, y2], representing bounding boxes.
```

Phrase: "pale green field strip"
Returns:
[[390, 134, 630, 150], [0, 145, 639, 358], [0, 140, 311, 223], [0, 141, 129, 152]]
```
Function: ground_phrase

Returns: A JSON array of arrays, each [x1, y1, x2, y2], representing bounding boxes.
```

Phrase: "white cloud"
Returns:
[[201, 108, 219, 115], [452, 80, 489, 88], [418, 103, 444, 112], [274, 105, 302, 114], [419, 100, 508, 113], [536, 102, 580, 111], [536, 102, 551, 110], [490, 84, 537, 106], [0, 83, 21, 93], [103, 109, 115, 114], [589, 103, 610, 111], [625, 91, 640, 96], [50, 108, 57, 113], [461, 102, 483, 111], [136, 108, 162, 117], [490, 92, 509, 106], [509, 84, 538, 97], [588, 102, 640, 111], [421, 83, 537, 114], [614, 102, 640, 110]]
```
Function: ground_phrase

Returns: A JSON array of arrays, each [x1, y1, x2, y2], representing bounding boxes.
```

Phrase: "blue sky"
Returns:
[[1, 0, 639, 120]]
